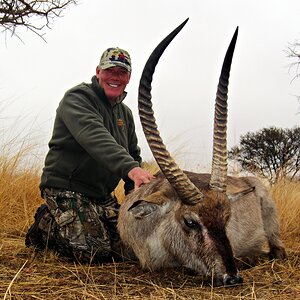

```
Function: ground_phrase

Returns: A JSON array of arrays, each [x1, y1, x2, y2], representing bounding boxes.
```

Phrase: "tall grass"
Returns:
[[0, 135, 42, 236], [271, 179, 300, 246]]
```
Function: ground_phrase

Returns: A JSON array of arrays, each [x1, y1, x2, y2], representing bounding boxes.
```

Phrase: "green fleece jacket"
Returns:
[[40, 75, 141, 199]]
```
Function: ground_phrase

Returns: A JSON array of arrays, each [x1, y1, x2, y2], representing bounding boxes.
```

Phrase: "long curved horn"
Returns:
[[210, 27, 239, 192], [138, 18, 204, 205]]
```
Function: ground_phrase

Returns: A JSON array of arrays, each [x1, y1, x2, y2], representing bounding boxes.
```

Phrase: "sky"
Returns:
[[0, 0, 299, 171]]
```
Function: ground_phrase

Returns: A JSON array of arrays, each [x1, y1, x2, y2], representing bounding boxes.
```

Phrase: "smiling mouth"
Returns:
[[108, 83, 120, 88]]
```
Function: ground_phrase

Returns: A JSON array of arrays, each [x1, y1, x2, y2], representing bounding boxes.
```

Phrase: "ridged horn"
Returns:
[[138, 18, 204, 205], [210, 27, 239, 192]]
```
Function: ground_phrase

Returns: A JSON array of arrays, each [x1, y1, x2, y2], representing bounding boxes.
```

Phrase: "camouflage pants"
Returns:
[[26, 188, 128, 262]]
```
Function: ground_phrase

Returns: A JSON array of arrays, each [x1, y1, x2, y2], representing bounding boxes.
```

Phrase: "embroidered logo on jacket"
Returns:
[[117, 119, 124, 127]]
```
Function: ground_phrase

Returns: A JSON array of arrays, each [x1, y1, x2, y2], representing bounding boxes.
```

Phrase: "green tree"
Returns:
[[0, 0, 77, 39], [229, 126, 300, 184]]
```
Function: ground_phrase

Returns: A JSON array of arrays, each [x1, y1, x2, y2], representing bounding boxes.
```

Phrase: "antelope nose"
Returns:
[[223, 274, 243, 286]]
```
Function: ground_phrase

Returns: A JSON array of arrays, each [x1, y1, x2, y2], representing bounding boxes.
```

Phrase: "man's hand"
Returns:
[[128, 167, 155, 190]]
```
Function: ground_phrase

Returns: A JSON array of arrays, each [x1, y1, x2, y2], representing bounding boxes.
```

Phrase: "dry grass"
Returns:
[[0, 149, 43, 238], [271, 179, 300, 247], [0, 150, 299, 299]]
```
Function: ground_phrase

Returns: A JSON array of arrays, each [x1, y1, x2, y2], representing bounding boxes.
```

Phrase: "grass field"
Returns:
[[0, 149, 299, 299]]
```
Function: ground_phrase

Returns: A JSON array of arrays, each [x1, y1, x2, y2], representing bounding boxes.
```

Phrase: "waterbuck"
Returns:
[[118, 19, 287, 286]]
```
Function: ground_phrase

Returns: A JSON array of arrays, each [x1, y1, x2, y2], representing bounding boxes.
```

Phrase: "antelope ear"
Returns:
[[128, 200, 158, 219], [227, 187, 255, 203]]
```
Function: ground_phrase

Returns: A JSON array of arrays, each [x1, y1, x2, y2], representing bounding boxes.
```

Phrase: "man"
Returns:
[[25, 47, 154, 262]]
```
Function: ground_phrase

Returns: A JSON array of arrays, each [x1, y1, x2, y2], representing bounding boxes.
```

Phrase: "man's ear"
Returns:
[[96, 66, 101, 78], [126, 72, 131, 83]]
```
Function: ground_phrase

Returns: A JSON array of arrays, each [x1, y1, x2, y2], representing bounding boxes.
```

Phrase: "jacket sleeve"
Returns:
[[123, 106, 143, 194], [57, 88, 139, 180], [126, 108, 142, 165]]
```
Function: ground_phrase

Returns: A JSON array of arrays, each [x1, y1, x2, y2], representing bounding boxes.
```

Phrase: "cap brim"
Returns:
[[101, 61, 131, 72]]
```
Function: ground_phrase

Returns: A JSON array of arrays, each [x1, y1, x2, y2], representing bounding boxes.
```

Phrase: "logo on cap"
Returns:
[[100, 47, 132, 72]]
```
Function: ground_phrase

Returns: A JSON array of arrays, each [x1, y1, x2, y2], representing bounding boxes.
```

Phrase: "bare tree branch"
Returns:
[[285, 41, 300, 83], [285, 39, 300, 113], [0, 0, 77, 40]]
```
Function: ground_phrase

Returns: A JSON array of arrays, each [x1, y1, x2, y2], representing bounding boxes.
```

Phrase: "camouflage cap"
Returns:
[[99, 47, 132, 72]]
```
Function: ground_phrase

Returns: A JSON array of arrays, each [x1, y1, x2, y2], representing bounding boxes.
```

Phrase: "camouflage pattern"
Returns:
[[26, 188, 128, 262], [99, 47, 132, 72]]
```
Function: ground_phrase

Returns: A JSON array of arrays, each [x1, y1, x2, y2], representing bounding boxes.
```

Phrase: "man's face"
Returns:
[[96, 66, 131, 102]]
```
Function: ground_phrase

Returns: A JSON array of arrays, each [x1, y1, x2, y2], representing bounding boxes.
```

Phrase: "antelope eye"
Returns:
[[183, 217, 200, 230]]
